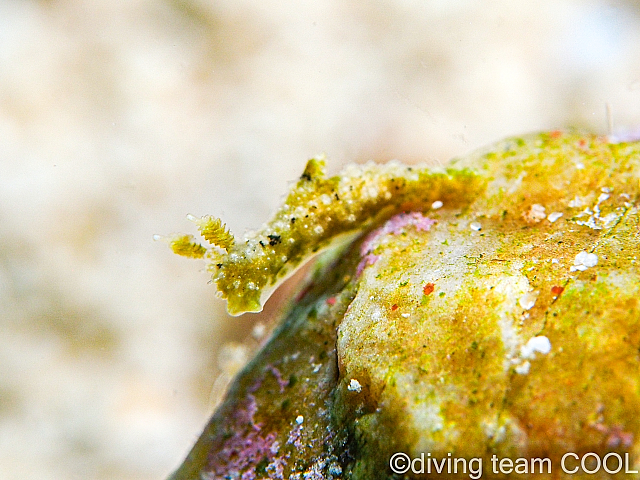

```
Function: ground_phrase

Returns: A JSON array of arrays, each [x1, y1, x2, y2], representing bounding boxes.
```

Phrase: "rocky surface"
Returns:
[[170, 131, 640, 479], [5, 3, 640, 478]]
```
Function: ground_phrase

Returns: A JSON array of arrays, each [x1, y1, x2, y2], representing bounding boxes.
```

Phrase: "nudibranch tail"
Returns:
[[168, 157, 485, 316]]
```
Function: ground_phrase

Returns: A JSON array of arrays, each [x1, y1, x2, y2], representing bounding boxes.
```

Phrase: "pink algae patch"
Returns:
[[209, 394, 279, 479], [357, 212, 436, 276], [266, 365, 289, 393], [360, 212, 436, 256], [356, 254, 380, 277]]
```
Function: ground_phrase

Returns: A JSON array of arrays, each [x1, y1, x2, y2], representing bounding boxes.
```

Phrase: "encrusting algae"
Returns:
[[165, 131, 640, 479]]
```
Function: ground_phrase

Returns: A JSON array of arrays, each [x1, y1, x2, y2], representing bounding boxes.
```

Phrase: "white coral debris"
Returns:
[[518, 291, 538, 310], [570, 251, 598, 272], [347, 378, 362, 392], [547, 212, 563, 223], [523, 204, 546, 223], [515, 361, 531, 375], [520, 336, 552, 360]]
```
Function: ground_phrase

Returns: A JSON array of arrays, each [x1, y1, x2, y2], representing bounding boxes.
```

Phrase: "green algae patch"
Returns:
[[167, 131, 640, 479]]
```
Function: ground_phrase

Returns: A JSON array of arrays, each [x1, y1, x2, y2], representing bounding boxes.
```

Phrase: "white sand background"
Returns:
[[0, 1, 639, 478]]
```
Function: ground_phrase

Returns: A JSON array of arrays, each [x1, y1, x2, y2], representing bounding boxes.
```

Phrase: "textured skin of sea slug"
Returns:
[[167, 131, 640, 480]]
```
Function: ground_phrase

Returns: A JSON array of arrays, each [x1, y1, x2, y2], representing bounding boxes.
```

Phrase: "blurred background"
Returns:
[[0, 0, 639, 478]]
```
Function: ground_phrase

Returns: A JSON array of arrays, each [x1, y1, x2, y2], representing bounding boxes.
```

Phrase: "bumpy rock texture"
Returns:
[[168, 132, 640, 479]]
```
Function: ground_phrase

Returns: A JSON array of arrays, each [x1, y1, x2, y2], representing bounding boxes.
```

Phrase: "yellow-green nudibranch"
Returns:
[[163, 157, 483, 315]]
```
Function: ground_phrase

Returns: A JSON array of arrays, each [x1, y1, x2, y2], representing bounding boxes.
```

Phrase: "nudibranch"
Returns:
[[165, 157, 483, 315]]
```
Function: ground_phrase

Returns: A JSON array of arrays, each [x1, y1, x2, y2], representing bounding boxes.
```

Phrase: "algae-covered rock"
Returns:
[[167, 131, 640, 479]]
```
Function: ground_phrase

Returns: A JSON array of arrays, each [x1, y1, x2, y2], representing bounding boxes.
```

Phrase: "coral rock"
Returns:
[[168, 132, 640, 479]]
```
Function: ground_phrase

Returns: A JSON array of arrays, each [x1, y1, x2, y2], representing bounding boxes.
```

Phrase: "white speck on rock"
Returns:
[[547, 212, 563, 223], [524, 204, 546, 223], [521, 336, 552, 359], [515, 361, 531, 375], [347, 379, 362, 392], [518, 291, 538, 310], [570, 251, 598, 272], [600, 212, 620, 229], [431, 200, 443, 209], [371, 307, 383, 322]]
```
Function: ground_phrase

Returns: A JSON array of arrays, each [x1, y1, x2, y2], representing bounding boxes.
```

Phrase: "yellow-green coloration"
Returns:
[[335, 131, 640, 478], [166, 215, 234, 260], [171, 157, 483, 315], [168, 234, 207, 259], [187, 214, 235, 251], [169, 131, 640, 479]]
